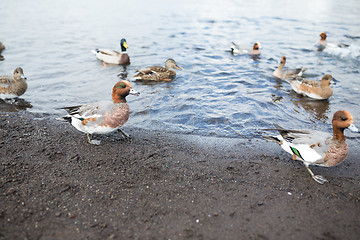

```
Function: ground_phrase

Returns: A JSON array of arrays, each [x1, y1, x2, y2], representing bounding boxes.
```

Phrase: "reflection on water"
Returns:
[[290, 93, 330, 123], [0, 98, 33, 112], [0, 0, 359, 138]]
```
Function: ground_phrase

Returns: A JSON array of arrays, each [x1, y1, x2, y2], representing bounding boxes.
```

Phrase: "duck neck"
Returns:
[[278, 63, 284, 71], [112, 94, 127, 103], [333, 127, 346, 142]]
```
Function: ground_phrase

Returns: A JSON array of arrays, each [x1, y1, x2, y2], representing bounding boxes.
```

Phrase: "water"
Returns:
[[1, 0, 360, 138]]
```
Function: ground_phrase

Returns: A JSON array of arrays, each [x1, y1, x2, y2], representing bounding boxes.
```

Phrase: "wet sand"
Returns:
[[1, 111, 359, 239]]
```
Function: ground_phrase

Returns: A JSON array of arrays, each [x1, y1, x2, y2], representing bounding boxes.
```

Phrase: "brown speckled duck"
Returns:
[[287, 74, 333, 100], [60, 81, 139, 145], [263, 110, 358, 184], [133, 59, 181, 81], [0, 67, 28, 98]]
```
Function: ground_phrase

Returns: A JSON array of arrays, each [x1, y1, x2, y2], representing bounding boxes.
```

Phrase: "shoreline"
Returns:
[[1, 111, 359, 239]]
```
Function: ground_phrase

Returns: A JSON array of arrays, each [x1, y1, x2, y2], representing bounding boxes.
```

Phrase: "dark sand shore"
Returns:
[[1, 111, 359, 239]]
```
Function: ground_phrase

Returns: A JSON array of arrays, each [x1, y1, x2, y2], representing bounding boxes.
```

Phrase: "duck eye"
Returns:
[[116, 83, 126, 89], [341, 117, 347, 121]]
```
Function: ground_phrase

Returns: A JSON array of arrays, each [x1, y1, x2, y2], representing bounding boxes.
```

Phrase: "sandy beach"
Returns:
[[1, 111, 359, 239]]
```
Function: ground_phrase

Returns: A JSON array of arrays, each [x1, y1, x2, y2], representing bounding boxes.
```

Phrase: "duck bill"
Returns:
[[348, 123, 359, 132], [123, 41, 128, 49], [129, 89, 140, 96], [21, 74, 27, 80], [174, 65, 182, 70]]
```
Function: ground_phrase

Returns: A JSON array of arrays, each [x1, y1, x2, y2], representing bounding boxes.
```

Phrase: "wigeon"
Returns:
[[133, 59, 181, 81], [263, 110, 358, 184], [272, 56, 307, 80], [92, 38, 130, 65], [0, 67, 28, 98], [230, 42, 261, 55], [318, 32, 349, 49], [319, 32, 327, 47], [287, 74, 333, 100], [60, 80, 139, 145]]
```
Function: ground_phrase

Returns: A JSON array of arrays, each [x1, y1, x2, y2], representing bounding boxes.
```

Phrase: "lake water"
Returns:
[[1, 0, 360, 138]]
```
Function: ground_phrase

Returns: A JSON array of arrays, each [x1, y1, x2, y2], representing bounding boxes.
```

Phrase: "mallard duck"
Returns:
[[0, 67, 28, 98], [133, 59, 181, 81], [60, 81, 139, 145], [272, 56, 307, 79], [230, 42, 261, 55], [287, 74, 333, 100], [263, 110, 358, 184], [92, 38, 130, 65]]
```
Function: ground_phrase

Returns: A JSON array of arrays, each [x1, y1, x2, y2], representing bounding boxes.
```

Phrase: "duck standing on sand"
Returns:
[[230, 42, 261, 55], [92, 38, 130, 65], [287, 74, 333, 100], [272, 56, 307, 80], [263, 110, 358, 184], [0, 67, 28, 98], [60, 81, 139, 145], [133, 59, 181, 81]]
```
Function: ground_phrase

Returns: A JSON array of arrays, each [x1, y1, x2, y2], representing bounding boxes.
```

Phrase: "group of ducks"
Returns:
[[232, 32, 358, 184], [0, 32, 358, 184]]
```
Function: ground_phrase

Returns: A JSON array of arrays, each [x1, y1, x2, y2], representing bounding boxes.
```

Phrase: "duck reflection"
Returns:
[[0, 98, 33, 112], [290, 92, 330, 123]]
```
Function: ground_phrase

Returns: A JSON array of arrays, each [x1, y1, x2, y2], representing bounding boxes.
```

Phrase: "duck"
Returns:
[[287, 74, 333, 100], [230, 42, 261, 55], [133, 59, 181, 81], [0, 41, 5, 51], [0, 42, 5, 61], [319, 32, 328, 48], [318, 32, 349, 49], [272, 56, 307, 80], [263, 110, 358, 184], [60, 80, 139, 145], [91, 38, 130, 65], [0, 67, 28, 98]]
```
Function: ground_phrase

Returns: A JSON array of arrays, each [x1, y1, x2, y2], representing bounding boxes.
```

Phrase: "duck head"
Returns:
[[14, 67, 26, 81], [320, 74, 332, 87], [319, 32, 327, 41], [165, 59, 181, 70], [112, 80, 139, 103], [277, 56, 286, 70], [120, 38, 128, 52], [253, 42, 261, 50], [332, 110, 358, 141]]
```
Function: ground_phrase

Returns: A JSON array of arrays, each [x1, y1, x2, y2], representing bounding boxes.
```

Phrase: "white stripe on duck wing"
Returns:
[[60, 81, 139, 145], [263, 110, 358, 184]]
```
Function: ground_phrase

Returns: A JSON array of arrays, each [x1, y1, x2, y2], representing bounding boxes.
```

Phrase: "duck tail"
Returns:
[[297, 67, 308, 77], [262, 135, 282, 144], [55, 116, 72, 123]]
